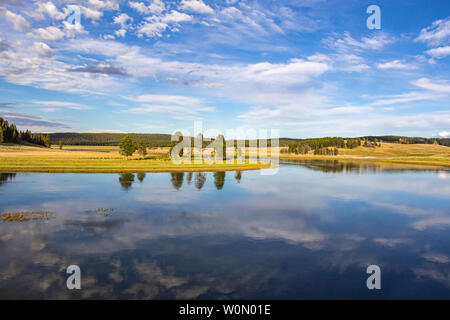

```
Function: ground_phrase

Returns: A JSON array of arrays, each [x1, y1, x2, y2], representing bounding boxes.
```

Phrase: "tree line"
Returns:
[[285, 137, 365, 155], [358, 136, 449, 147], [49, 132, 172, 147], [280, 136, 450, 148], [0, 117, 51, 147]]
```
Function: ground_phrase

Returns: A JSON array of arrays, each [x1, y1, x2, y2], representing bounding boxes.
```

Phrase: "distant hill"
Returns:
[[279, 136, 450, 147], [359, 135, 450, 147], [49, 132, 450, 148], [49, 133, 172, 147]]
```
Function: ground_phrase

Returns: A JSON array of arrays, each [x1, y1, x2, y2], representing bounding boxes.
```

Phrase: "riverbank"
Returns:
[[277, 142, 450, 168], [0, 144, 272, 173], [1, 142, 449, 173]]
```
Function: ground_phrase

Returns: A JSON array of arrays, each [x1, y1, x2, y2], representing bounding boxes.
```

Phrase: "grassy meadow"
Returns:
[[277, 142, 450, 168], [0, 144, 271, 173]]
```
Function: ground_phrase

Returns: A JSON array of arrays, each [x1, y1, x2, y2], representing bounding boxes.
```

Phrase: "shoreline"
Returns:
[[0, 165, 271, 174], [277, 154, 450, 168], [1, 143, 449, 173]]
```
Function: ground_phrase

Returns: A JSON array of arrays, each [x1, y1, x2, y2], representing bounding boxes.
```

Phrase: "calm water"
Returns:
[[0, 161, 450, 299]]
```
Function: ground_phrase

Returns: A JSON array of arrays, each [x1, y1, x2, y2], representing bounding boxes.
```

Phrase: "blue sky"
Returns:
[[0, 0, 449, 138]]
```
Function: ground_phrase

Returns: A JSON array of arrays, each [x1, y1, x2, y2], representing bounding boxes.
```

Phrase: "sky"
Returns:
[[0, 0, 449, 138]]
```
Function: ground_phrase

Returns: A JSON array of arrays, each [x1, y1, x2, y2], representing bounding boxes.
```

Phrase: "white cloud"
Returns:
[[79, 6, 103, 20], [179, 0, 214, 15], [115, 28, 126, 38], [114, 13, 132, 28], [63, 21, 88, 37], [412, 78, 450, 93], [32, 42, 52, 58], [33, 101, 92, 110], [368, 91, 443, 106], [137, 10, 193, 38], [160, 10, 193, 24], [129, 0, 165, 15], [87, 0, 120, 11], [0, 39, 125, 95], [27, 1, 67, 20], [322, 32, 395, 72], [239, 59, 329, 85], [126, 94, 214, 115], [129, 2, 150, 14], [0, 7, 30, 31], [138, 22, 168, 38], [40, 107, 60, 112], [28, 26, 65, 41], [426, 45, 450, 59], [416, 17, 450, 46], [437, 131, 450, 138], [325, 31, 395, 53], [113, 13, 132, 37], [377, 60, 416, 70]]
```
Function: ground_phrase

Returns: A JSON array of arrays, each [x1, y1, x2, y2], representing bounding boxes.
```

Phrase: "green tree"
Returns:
[[44, 135, 51, 148], [0, 128, 3, 143], [59, 140, 63, 150], [137, 141, 147, 158], [119, 135, 136, 160]]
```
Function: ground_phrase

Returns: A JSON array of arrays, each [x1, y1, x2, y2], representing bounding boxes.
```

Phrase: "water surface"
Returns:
[[0, 161, 449, 299]]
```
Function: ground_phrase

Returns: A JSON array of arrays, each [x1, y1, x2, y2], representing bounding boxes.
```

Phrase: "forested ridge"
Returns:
[[0, 117, 51, 147], [49, 132, 173, 147], [280, 136, 450, 147]]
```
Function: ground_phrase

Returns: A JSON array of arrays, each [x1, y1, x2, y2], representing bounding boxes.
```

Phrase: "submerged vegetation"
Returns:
[[1, 211, 54, 222], [84, 208, 116, 216]]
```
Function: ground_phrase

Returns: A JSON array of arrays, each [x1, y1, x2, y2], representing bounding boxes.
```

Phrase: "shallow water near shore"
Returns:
[[0, 160, 450, 299]]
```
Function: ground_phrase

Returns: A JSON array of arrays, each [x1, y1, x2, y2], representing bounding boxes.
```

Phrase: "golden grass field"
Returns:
[[0, 144, 271, 173], [277, 142, 450, 168]]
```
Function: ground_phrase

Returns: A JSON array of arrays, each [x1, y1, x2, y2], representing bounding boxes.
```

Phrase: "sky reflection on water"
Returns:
[[0, 162, 449, 299]]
